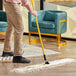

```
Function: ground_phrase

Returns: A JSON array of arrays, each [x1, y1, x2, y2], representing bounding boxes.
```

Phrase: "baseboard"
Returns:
[[23, 32, 56, 38], [23, 32, 76, 41], [23, 32, 29, 35], [61, 37, 76, 41]]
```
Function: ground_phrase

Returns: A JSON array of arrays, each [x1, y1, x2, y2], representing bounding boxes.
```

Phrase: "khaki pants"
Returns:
[[3, 1, 24, 56]]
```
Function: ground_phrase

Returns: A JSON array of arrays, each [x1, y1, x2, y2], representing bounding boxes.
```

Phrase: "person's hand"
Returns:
[[31, 10, 37, 16]]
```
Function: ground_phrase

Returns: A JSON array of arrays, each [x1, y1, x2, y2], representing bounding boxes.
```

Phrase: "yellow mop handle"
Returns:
[[31, 0, 45, 55]]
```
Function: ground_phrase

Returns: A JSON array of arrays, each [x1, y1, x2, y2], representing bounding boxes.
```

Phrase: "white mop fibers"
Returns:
[[11, 58, 76, 73]]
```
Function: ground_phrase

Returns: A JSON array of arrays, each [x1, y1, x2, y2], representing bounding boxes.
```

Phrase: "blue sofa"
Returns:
[[28, 10, 67, 46], [0, 10, 7, 34]]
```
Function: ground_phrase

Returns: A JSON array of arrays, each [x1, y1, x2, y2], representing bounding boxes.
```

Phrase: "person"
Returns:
[[2, 0, 37, 63]]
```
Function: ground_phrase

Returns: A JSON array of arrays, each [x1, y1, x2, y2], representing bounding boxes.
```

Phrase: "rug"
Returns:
[[0, 44, 60, 57]]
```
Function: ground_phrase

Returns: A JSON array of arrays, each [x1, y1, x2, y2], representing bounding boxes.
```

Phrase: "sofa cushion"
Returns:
[[0, 21, 7, 27], [32, 21, 55, 29], [44, 11, 55, 21], [0, 21, 7, 32]]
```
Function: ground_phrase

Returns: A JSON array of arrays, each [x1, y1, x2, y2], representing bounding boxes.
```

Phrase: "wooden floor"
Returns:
[[0, 35, 76, 76]]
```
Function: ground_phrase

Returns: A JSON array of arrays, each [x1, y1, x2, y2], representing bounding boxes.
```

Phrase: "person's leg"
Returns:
[[3, 1, 23, 56], [3, 1, 30, 63], [2, 17, 14, 57], [9, 3, 24, 56], [2, 1, 14, 57], [12, 5, 30, 63], [3, 1, 23, 55], [3, 16, 14, 52]]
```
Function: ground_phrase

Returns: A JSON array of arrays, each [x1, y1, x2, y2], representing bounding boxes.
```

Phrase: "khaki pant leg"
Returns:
[[3, 2, 14, 52], [3, 1, 24, 56]]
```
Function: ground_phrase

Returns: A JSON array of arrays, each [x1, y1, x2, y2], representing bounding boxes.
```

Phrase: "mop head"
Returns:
[[0, 57, 49, 64], [45, 60, 49, 64], [0, 57, 13, 62], [11, 58, 75, 73]]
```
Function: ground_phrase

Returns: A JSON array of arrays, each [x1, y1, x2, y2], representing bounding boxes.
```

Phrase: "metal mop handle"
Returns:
[[31, 0, 49, 64]]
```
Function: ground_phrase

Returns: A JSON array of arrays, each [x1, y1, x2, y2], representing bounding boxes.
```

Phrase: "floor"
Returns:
[[0, 35, 76, 76]]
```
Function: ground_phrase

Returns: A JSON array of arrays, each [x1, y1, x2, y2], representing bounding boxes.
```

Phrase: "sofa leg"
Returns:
[[57, 34, 66, 46], [58, 34, 61, 46], [29, 32, 31, 44], [29, 32, 66, 46]]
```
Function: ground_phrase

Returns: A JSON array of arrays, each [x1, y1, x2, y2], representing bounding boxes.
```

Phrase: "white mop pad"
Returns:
[[11, 58, 76, 73]]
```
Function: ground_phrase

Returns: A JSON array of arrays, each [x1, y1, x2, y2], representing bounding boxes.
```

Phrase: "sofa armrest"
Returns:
[[59, 19, 67, 34], [28, 10, 45, 31], [28, 12, 32, 30], [0, 10, 7, 22], [28, 12, 35, 31], [54, 11, 67, 34]]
